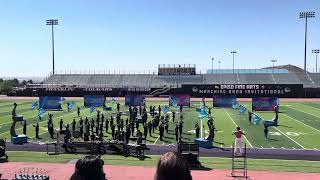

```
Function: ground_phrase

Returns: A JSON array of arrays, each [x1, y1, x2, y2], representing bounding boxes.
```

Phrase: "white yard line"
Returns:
[[153, 136, 160, 145], [0, 111, 77, 136], [153, 117, 173, 145], [28, 111, 95, 139], [242, 104, 315, 149], [30, 131, 52, 138], [287, 106, 320, 119], [0, 113, 31, 125], [0, 121, 16, 126], [241, 104, 311, 149], [273, 127, 305, 149], [0, 113, 40, 126], [295, 103, 320, 111], [282, 114, 320, 134], [224, 108, 253, 148]]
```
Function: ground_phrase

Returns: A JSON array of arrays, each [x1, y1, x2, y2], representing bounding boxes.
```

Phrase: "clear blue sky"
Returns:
[[1, 0, 320, 77]]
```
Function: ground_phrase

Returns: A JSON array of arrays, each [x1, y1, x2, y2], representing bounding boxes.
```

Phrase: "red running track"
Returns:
[[0, 162, 319, 180]]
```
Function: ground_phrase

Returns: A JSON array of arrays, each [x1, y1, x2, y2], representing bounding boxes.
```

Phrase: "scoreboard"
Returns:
[[158, 64, 196, 75]]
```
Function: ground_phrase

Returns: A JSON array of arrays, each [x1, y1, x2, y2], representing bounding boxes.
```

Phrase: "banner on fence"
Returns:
[[169, 94, 190, 106], [84, 95, 105, 107], [125, 95, 146, 106], [39, 96, 62, 110], [252, 97, 279, 111], [213, 95, 237, 108]]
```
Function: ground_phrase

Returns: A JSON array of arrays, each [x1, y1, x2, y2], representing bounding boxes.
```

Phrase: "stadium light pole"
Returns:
[[312, 49, 320, 73], [211, 57, 214, 74], [271, 59, 277, 74], [230, 51, 237, 74], [218, 60, 221, 72], [46, 19, 59, 74], [299, 11, 315, 73]]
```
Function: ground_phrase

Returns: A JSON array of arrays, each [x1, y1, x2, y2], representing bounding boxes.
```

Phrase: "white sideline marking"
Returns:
[[282, 114, 320, 134], [287, 106, 320, 119], [153, 136, 160, 145], [224, 109, 253, 148], [153, 117, 173, 145], [274, 127, 305, 149]]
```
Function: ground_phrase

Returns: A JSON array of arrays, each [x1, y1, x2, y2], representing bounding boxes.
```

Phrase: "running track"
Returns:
[[0, 162, 319, 180]]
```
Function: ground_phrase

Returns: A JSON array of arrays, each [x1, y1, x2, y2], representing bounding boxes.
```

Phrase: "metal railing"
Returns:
[[50, 69, 158, 75], [206, 69, 289, 74], [39, 70, 320, 89], [27, 83, 179, 89]]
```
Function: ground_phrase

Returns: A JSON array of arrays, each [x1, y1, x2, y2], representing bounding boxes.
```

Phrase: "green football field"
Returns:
[[1, 99, 320, 150]]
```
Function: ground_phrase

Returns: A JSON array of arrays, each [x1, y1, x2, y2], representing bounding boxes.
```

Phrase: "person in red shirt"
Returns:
[[232, 127, 245, 155]]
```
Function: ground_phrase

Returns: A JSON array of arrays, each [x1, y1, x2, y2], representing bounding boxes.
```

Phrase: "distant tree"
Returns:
[[27, 79, 33, 84], [0, 84, 13, 94], [12, 78, 19, 86], [0, 79, 20, 94], [21, 80, 27, 86]]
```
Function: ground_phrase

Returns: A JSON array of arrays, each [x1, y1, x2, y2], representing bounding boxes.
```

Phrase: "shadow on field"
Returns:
[[158, 139, 171, 143], [163, 136, 174, 140], [213, 141, 225, 145], [278, 124, 292, 128], [190, 165, 212, 171], [0, 158, 8, 163]]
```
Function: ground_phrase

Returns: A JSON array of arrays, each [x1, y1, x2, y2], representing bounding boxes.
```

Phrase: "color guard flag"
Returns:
[[90, 106, 96, 113], [38, 108, 46, 118], [31, 102, 38, 110]]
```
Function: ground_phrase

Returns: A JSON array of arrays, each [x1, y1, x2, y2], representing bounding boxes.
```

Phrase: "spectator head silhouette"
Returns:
[[70, 155, 106, 180], [155, 152, 192, 180]]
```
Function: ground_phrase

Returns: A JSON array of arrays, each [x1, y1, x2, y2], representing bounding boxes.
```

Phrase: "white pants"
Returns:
[[235, 138, 243, 154]]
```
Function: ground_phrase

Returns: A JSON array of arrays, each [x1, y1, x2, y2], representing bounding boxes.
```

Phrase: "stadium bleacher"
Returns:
[[309, 73, 320, 86], [43, 73, 320, 88], [203, 74, 238, 84], [238, 74, 275, 84]]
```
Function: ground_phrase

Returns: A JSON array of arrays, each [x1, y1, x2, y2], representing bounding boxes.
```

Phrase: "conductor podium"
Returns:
[[11, 103, 28, 144]]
